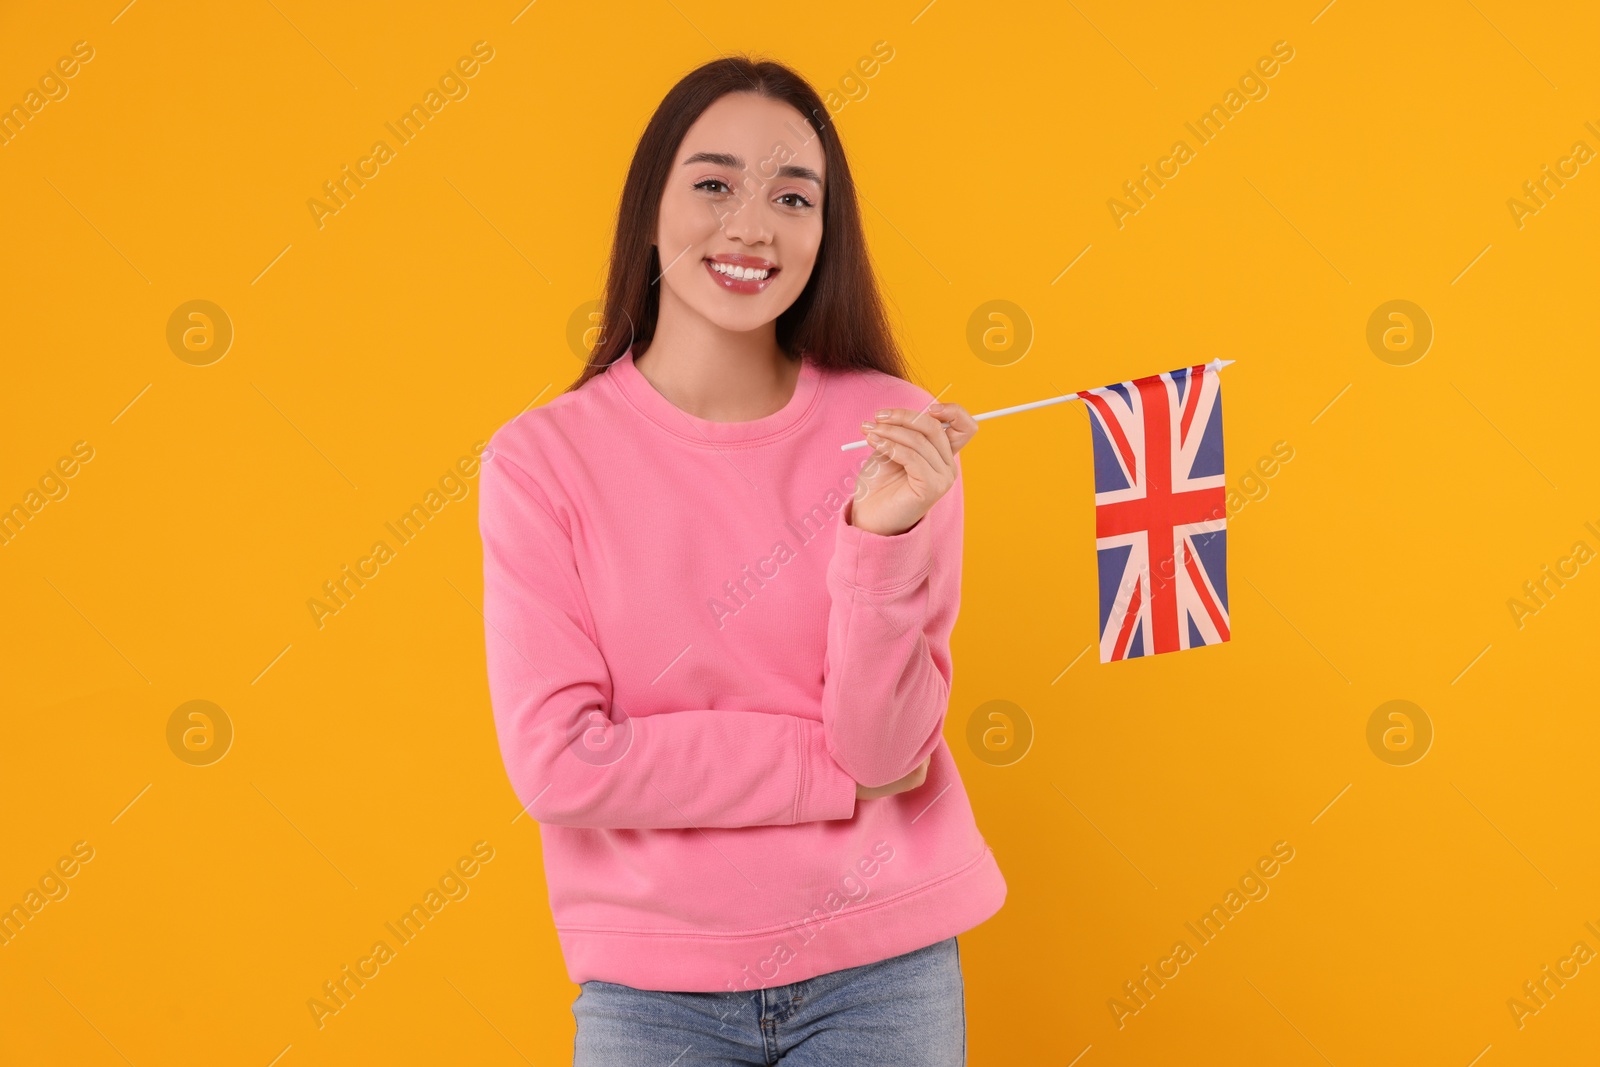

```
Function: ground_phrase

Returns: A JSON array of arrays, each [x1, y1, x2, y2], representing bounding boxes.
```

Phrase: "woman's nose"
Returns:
[[717, 191, 774, 244]]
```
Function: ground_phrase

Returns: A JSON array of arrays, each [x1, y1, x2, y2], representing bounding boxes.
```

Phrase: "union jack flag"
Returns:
[[1079, 363, 1230, 662]]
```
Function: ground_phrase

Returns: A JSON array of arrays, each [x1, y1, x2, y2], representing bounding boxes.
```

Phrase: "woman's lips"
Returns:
[[703, 258, 779, 294]]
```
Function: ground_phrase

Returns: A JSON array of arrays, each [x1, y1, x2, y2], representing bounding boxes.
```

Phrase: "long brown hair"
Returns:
[[564, 55, 911, 394]]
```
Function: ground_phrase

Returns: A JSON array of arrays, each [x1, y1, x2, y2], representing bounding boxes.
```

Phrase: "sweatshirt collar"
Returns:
[[606, 345, 823, 448]]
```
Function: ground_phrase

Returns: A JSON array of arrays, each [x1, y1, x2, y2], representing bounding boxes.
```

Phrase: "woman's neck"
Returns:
[[632, 313, 800, 423]]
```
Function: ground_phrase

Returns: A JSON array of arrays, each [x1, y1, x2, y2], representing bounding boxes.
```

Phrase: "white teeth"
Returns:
[[710, 261, 771, 281]]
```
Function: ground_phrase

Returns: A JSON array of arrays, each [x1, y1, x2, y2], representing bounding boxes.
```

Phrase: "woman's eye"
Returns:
[[693, 179, 732, 194], [777, 192, 815, 209]]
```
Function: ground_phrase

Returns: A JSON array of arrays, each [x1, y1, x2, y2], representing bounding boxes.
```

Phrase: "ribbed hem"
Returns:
[[830, 497, 933, 594], [555, 847, 1007, 992], [795, 718, 858, 822]]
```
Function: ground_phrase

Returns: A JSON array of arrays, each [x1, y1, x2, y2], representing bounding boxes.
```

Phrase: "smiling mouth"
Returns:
[[705, 259, 777, 281], [702, 257, 780, 293]]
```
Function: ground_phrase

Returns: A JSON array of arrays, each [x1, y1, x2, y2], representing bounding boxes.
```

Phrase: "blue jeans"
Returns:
[[572, 936, 966, 1066]]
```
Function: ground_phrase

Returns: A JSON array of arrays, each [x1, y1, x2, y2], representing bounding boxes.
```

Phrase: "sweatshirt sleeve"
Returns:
[[479, 441, 859, 830], [821, 454, 964, 788]]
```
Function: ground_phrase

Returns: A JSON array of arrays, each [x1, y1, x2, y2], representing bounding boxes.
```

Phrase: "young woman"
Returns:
[[478, 55, 1007, 1066]]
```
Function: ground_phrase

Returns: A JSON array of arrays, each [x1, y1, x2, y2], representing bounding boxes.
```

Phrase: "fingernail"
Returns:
[[861, 420, 876, 430], [875, 409, 891, 419], [927, 402, 944, 412]]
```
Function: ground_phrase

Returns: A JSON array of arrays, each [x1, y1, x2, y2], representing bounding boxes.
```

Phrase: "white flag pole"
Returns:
[[841, 358, 1236, 451]]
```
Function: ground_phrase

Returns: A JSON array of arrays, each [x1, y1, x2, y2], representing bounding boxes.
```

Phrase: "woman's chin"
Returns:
[[691, 301, 794, 334]]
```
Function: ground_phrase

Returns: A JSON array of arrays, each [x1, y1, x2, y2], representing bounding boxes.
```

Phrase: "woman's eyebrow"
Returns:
[[682, 151, 822, 186]]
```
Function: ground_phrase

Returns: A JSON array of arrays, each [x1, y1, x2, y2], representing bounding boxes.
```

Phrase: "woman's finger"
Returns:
[[903, 407, 955, 466], [867, 424, 942, 490], [928, 402, 978, 454], [866, 421, 947, 483], [868, 407, 953, 467]]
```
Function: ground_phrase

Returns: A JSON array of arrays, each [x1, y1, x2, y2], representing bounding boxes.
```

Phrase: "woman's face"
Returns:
[[654, 92, 826, 336]]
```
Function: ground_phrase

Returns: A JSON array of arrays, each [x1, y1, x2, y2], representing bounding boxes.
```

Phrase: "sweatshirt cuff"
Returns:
[[796, 719, 858, 822], [831, 497, 933, 594]]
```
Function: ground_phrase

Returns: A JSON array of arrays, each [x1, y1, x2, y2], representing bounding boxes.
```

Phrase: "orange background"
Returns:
[[3, 1, 1598, 1063]]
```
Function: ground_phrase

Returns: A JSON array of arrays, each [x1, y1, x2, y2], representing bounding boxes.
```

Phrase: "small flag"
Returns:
[[1080, 362, 1230, 662]]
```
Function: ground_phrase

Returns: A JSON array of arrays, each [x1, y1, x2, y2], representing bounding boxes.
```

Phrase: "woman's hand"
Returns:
[[856, 756, 932, 800], [850, 402, 979, 537]]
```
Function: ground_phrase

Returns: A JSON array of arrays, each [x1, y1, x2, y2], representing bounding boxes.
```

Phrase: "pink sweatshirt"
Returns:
[[478, 346, 1006, 992]]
